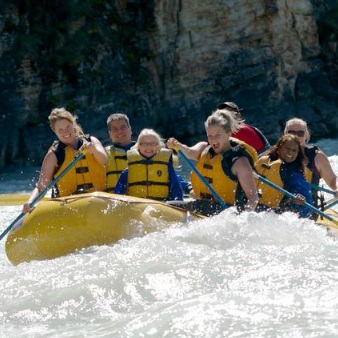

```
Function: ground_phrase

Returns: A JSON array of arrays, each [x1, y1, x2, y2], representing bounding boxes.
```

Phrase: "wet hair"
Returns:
[[48, 107, 83, 136], [107, 113, 130, 130], [264, 134, 307, 174], [205, 109, 244, 134], [284, 118, 310, 143], [135, 128, 165, 148]]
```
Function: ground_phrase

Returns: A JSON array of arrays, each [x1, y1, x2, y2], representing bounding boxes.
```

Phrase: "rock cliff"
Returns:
[[0, 0, 337, 168]]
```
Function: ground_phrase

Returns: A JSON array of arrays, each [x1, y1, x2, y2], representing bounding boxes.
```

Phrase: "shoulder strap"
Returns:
[[229, 138, 258, 166], [304, 144, 319, 170], [221, 146, 246, 181], [52, 141, 66, 167], [251, 126, 271, 153], [52, 135, 90, 167]]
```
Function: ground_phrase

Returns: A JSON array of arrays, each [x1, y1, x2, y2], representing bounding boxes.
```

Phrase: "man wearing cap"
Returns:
[[216, 101, 270, 154]]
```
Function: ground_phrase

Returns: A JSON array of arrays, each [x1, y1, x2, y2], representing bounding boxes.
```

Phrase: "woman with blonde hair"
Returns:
[[23, 107, 107, 213], [167, 109, 259, 215]]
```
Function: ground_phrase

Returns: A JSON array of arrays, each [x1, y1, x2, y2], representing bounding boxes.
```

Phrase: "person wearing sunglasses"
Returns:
[[114, 128, 183, 201], [284, 117, 338, 206], [216, 101, 271, 155]]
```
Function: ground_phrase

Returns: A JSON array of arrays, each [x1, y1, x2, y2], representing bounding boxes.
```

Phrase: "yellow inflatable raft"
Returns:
[[315, 209, 338, 235], [5, 192, 204, 265]]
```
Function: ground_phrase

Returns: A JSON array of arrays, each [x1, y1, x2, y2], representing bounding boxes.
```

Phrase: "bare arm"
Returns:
[[166, 137, 208, 161], [82, 136, 108, 166], [232, 157, 259, 211], [23, 150, 58, 213], [315, 151, 338, 195]]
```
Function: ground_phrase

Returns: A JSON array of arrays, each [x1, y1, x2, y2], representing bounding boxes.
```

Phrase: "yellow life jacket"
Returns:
[[191, 146, 236, 205], [191, 139, 257, 206], [105, 145, 128, 192], [127, 148, 172, 200], [54, 142, 106, 197], [254, 156, 285, 208], [230, 137, 258, 164]]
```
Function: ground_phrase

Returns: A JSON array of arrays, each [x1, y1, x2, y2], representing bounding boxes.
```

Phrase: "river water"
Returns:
[[0, 139, 337, 338]]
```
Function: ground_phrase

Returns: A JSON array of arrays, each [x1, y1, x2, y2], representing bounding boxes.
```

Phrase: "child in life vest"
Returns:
[[114, 128, 183, 201]]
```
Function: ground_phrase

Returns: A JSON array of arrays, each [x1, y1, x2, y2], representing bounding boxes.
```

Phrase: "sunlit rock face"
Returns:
[[0, 0, 337, 167]]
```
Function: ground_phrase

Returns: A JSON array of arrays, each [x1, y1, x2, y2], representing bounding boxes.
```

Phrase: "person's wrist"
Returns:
[[173, 141, 180, 152]]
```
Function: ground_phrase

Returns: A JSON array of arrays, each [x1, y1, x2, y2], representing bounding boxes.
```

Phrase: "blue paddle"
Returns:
[[309, 183, 336, 195], [177, 149, 228, 209], [0, 151, 85, 241], [254, 173, 338, 225], [324, 197, 338, 211]]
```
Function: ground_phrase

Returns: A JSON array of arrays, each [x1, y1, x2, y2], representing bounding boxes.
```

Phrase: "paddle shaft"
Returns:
[[254, 173, 338, 224], [0, 194, 49, 206], [0, 152, 85, 241], [324, 197, 338, 211], [178, 149, 228, 209], [310, 183, 336, 195]]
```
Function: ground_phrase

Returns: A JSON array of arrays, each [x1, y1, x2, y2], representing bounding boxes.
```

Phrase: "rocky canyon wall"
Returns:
[[0, 0, 337, 168]]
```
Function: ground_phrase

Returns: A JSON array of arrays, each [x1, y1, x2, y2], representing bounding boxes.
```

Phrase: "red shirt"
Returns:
[[232, 124, 266, 152]]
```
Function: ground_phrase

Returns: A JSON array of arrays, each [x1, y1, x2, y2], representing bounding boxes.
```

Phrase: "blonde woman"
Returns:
[[114, 128, 183, 201], [23, 107, 107, 213], [167, 109, 259, 214]]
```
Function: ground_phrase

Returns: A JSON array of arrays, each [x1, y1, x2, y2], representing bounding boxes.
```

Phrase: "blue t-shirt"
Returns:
[[287, 171, 313, 218]]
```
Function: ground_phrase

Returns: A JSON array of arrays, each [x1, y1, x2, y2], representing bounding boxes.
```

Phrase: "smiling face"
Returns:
[[138, 135, 160, 158], [108, 119, 132, 146], [206, 124, 230, 154], [53, 119, 77, 146], [279, 139, 300, 163]]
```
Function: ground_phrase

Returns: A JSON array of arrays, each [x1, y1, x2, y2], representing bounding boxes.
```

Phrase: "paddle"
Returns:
[[0, 151, 85, 241], [254, 172, 338, 225], [309, 183, 336, 196], [177, 149, 228, 209], [0, 194, 49, 206], [324, 197, 338, 211]]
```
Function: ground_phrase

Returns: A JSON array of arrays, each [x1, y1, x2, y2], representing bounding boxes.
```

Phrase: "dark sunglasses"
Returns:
[[287, 130, 305, 137]]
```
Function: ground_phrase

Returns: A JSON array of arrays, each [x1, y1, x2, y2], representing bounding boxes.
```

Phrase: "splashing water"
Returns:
[[0, 140, 337, 338]]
